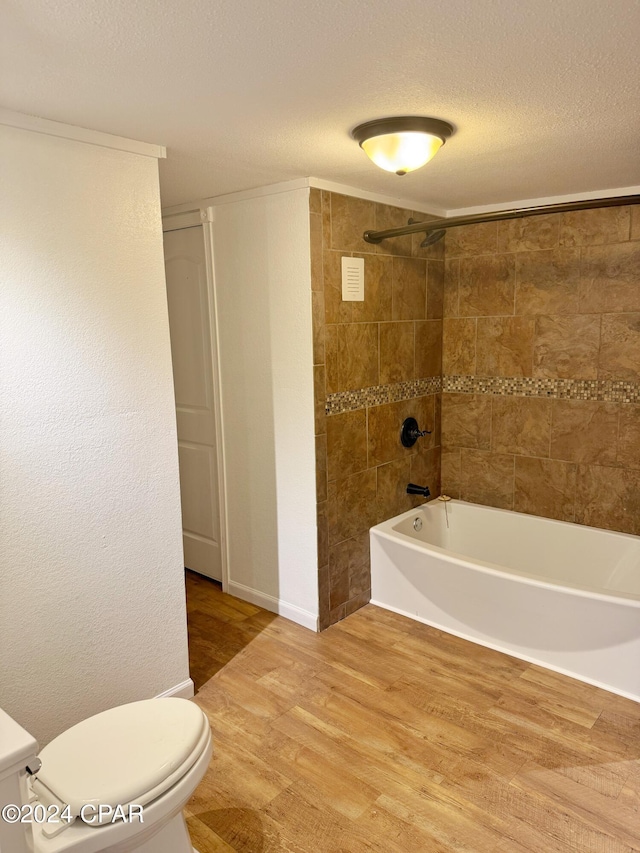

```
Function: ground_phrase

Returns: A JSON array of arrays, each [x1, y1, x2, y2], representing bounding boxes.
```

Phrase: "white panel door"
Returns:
[[163, 225, 222, 581]]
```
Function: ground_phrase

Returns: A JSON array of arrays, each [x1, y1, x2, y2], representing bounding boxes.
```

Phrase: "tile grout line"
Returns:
[[509, 402, 516, 512]]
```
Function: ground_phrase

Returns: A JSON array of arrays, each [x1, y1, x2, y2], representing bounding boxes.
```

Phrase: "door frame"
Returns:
[[162, 206, 229, 591]]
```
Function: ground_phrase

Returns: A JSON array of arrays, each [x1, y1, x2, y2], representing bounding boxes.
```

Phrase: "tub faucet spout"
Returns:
[[407, 483, 430, 498]]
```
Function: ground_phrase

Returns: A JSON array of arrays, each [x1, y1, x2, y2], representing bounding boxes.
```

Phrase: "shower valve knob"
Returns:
[[400, 417, 431, 448]]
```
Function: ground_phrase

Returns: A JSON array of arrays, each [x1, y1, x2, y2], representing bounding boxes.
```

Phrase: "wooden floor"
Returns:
[[184, 570, 640, 852]]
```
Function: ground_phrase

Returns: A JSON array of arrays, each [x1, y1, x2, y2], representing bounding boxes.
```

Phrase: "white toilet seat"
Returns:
[[28, 698, 212, 853], [33, 698, 208, 823], [31, 736, 212, 853]]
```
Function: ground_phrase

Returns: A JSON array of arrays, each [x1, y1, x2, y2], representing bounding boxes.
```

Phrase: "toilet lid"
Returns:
[[34, 698, 209, 816]]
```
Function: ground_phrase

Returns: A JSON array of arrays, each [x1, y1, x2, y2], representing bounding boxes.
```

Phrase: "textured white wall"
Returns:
[[212, 189, 318, 627], [0, 123, 190, 746]]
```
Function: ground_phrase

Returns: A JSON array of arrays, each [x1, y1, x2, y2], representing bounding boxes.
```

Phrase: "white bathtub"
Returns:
[[370, 500, 640, 702]]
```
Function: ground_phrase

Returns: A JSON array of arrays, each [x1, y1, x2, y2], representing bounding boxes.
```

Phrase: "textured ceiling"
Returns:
[[2, 0, 639, 210]]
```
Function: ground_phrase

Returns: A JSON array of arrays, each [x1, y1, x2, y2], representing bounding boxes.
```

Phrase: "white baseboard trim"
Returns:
[[227, 581, 318, 632], [155, 678, 195, 700]]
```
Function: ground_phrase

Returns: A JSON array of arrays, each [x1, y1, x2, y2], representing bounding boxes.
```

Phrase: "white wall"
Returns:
[[0, 119, 190, 746], [212, 189, 318, 628]]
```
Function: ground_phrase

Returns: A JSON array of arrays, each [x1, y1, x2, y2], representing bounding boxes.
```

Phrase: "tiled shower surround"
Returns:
[[441, 206, 640, 531], [310, 189, 444, 629], [311, 190, 640, 629]]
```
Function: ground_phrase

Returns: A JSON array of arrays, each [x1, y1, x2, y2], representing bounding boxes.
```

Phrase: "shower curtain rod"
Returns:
[[363, 194, 640, 247]]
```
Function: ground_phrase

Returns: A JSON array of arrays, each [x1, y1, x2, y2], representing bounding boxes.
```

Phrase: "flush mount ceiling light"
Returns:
[[352, 116, 454, 176]]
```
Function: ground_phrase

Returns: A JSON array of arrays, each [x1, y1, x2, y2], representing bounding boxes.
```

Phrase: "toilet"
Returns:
[[0, 698, 212, 853]]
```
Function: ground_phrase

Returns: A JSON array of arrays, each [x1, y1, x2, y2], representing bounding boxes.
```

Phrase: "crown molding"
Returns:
[[446, 186, 640, 217], [308, 177, 446, 217], [0, 108, 166, 158]]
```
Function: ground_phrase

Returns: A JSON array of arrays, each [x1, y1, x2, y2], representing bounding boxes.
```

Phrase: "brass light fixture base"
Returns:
[[352, 116, 454, 146]]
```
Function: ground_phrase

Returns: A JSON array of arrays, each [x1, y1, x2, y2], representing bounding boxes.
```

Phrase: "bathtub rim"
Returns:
[[370, 499, 640, 608]]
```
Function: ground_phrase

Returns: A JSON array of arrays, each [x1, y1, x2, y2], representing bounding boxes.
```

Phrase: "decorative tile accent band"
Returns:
[[443, 375, 640, 403], [326, 375, 640, 416], [326, 377, 442, 415]]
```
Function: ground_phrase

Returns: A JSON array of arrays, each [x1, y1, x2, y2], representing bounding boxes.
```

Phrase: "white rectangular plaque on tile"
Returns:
[[341, 256, 364, 301]]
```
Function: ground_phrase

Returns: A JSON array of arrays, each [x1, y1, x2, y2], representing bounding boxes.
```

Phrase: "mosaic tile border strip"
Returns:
[[327, 374, 640, 415], [443, 375, 640, 403], [326, 377, 442, 416]]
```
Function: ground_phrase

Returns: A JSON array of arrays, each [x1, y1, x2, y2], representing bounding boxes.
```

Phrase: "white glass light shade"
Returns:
[[361, 131, 444, 175]]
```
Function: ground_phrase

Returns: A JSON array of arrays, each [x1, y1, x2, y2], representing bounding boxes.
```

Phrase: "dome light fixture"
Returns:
[[352, 116, 454, 176]]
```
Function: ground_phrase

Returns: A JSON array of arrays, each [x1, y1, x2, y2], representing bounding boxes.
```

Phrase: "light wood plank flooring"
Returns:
[[185, 570, 640, 852]]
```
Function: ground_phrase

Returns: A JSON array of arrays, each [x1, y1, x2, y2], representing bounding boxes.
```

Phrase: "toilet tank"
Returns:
[[0, 708, 39, 853]]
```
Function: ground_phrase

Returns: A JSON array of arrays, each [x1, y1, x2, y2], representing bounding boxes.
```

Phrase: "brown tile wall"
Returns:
[[310, 189, 443, 629], [441, 204, 640, 536]]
